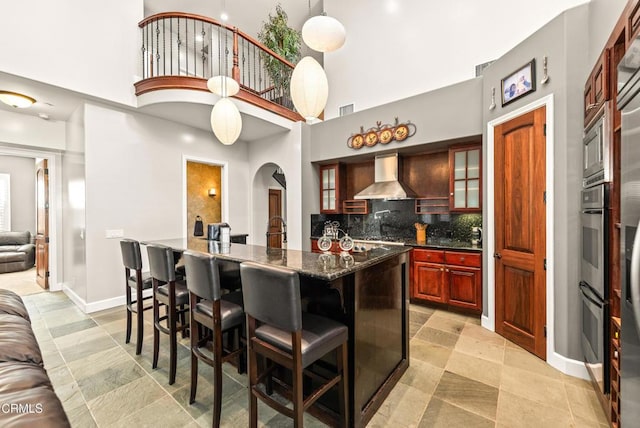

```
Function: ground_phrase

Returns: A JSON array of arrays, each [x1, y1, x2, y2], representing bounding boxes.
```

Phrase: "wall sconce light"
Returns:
[[540, 56, 550, 85], [208, 188, 217, 197], [489, 87, 496, 111]]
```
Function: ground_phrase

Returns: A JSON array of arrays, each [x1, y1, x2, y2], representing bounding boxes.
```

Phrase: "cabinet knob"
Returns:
[[427, 255, 431, 259], [460, 257, 465, 262], [450, 192, 454, 196], [441, 268, 444, 272], [494, 253, 502, 259], [446, 269, 450, 272]]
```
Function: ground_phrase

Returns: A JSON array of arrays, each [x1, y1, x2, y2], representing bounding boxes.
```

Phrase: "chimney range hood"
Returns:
[[353, 153, 418, 200]]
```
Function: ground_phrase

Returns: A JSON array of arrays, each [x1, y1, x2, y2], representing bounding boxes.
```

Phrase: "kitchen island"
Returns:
[[143, 237, 411, 427]]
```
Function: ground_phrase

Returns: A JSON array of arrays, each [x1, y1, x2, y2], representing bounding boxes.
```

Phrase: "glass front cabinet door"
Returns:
[[449, 145, 481, 211], [319, 163, 344, 214]]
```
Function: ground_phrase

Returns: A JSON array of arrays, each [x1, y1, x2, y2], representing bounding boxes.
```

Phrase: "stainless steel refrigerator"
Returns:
[[618, 41, 640, 424]]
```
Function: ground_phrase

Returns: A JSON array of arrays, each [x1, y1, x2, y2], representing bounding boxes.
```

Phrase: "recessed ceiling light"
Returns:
[[0, 91, 36, 108]]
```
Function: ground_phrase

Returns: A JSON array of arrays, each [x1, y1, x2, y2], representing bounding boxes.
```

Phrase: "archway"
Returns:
[[251, 163, 286, 247]]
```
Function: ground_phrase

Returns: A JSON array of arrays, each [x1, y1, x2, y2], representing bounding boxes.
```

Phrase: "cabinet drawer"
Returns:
[[413, 249, 445, 263], [444, 251, 481, 267]]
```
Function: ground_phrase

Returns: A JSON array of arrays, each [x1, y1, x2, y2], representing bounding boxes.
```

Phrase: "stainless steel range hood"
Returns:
[[353, 153, 418, 200]]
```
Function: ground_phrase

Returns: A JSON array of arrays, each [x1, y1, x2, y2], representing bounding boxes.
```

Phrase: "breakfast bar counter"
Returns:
[[143, 237, 410, 427]]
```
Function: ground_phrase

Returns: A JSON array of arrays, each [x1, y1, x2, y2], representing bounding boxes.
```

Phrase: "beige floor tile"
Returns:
[[400, 357, 444, 395], [500, 366, 569, 411], [411, 338, 453, 368], [571, 415, 610, 427], [460, 323, 505, 347], [65, 403, 97, 428], [564, 383, 609, 425], [67, 345, 132, 380], [373, 382, 431, 427], [496, 390, 573, 428], [503, 347, 563, 380], [109, 396, 197, 428], [409, 304, 436, 316], [445, 350, 502, 388], [433, 371, 498, 420], [425, 314, 466, 335], [433, 309, 470, 323], [455, 335, 505, 364], [414, 326, 460, 348], [419, 397, 495, 428], [87, 376, 166, 426], [562, 372, 596, 390]]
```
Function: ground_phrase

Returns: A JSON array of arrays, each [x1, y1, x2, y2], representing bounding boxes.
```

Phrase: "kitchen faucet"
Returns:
[[374, 209, 391, 219], [266, 216, 287, 249]]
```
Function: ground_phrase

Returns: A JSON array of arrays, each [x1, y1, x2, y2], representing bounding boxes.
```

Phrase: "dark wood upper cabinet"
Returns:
[[584, 48, 610, 127], [319, 163, 346, 214], [449, 144, 482, 212]]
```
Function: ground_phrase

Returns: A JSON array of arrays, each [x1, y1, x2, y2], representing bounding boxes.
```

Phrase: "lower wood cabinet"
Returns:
[[411, 248, 482, 314]]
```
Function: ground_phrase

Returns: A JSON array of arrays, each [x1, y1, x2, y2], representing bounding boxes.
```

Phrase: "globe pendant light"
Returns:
[[290, 56, 328, 121], [302, 14, 346, 53], [207, 76, 239, 97], [210, 98, 242, 145]]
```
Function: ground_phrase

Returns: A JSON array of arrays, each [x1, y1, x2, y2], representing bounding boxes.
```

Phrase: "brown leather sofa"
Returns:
[[0, 231, 36, 274], [0, 289, 70, 427]]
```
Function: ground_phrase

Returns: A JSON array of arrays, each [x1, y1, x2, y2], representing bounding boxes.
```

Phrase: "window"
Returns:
[[0, 173, 10, 231]]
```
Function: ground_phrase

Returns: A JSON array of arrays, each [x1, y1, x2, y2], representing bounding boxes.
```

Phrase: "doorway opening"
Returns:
[[182, 156, 228, 238], [252, 163, 286, 247], [0, 145, 60, 291]]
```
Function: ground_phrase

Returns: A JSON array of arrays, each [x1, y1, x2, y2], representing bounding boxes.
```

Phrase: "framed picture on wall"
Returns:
[[501, 59, 536, 106]]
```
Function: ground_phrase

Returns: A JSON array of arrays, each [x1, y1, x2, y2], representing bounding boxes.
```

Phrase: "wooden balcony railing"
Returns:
[[135, 12, 303, 121]]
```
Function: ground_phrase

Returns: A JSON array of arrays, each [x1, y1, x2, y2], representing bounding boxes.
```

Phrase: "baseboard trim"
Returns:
[[548, 351, 589, 380], [63, 286, 152, 314], [481, 315, 494, 331]]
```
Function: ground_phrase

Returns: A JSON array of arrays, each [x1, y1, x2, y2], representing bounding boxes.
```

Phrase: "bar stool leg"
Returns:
[[125, 280, 132, 345], [337, 343, 349, 428], [136, 286, 144, 355], [152, 282, 160, 369], [292, 333, 304, 428], [189, 296, 198, 404], [213, 326, 223, 428], [169, 290, 178, 385], [248, 318, 258, 428]]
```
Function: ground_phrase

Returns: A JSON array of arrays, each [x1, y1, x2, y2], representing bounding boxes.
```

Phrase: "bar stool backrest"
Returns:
[[183, 251, 222, 301], [147, 244, 177, 282], [120, 239, 143, 270], [240, 261, 302, 333]]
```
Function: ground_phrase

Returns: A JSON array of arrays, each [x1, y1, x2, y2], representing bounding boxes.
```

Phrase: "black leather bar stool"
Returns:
[[147, 243, 190, 385], [119, 239, 154, 355], [240, 261, 349, 427], [182, 251, 245, 427]]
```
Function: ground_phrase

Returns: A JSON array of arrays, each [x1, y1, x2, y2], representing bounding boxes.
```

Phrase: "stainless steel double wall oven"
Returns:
[[580, 103, 610, 395]]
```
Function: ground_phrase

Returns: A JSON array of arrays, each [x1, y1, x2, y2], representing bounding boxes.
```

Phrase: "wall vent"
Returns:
[[475, 60, 495, 77], [339, 103, 354, 117]]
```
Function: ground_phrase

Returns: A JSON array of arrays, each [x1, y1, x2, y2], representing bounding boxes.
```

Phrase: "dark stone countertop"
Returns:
[[310, 236, 482, 252], [143, 237, 411, 281]]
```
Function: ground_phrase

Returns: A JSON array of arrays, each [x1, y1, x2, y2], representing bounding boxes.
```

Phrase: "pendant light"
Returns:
[[208, 2, 242, 145], [302, 14, 346, 53], [290, 56, 328, 121], [211, 98, 242, 145]]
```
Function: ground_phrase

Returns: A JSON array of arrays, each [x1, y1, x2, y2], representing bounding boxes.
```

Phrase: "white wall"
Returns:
[[0, 1, 143, 107], [0, 110, 66, 150], [248, 123, 303, 250], [82, 103, 250, 306], [323, 0, 589, 119], [63, 105, 87, 301], [0, 156, 36, 234]]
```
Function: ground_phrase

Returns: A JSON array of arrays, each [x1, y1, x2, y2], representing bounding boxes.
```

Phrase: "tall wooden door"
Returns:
[[268, 189, 282, 248], [36, 159, 49, 289], [494, 106, 546, 359]]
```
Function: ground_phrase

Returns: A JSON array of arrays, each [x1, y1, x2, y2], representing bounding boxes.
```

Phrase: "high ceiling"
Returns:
[[0, 1, 323, 142]]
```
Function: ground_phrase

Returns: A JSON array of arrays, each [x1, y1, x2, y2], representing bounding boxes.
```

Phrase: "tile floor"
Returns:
[[19, 290, 608, 427]]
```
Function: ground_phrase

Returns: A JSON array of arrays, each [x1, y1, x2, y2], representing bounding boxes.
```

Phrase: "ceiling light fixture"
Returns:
[[0, 91, 36, 108], [211, 97, 242, 145]]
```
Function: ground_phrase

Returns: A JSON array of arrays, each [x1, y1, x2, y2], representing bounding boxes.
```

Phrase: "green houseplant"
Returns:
[[257, 4, 301, 105]]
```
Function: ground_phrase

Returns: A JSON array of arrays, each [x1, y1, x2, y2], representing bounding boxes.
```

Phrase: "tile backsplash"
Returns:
[[311, 200, 482, 242]]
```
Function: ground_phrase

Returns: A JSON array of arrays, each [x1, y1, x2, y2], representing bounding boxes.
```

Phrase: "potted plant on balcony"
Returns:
[[257, 4, 301, 108]]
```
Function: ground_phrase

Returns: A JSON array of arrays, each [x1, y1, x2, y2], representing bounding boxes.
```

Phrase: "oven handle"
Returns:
[[581, 209, 604, 214], [579, 281, 603, 308], [631, 218, 640, 334]]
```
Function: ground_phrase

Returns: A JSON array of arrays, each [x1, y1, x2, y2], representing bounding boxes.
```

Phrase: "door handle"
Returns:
[[494, 253, 502, 259], [631, 219, 640, 335]]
